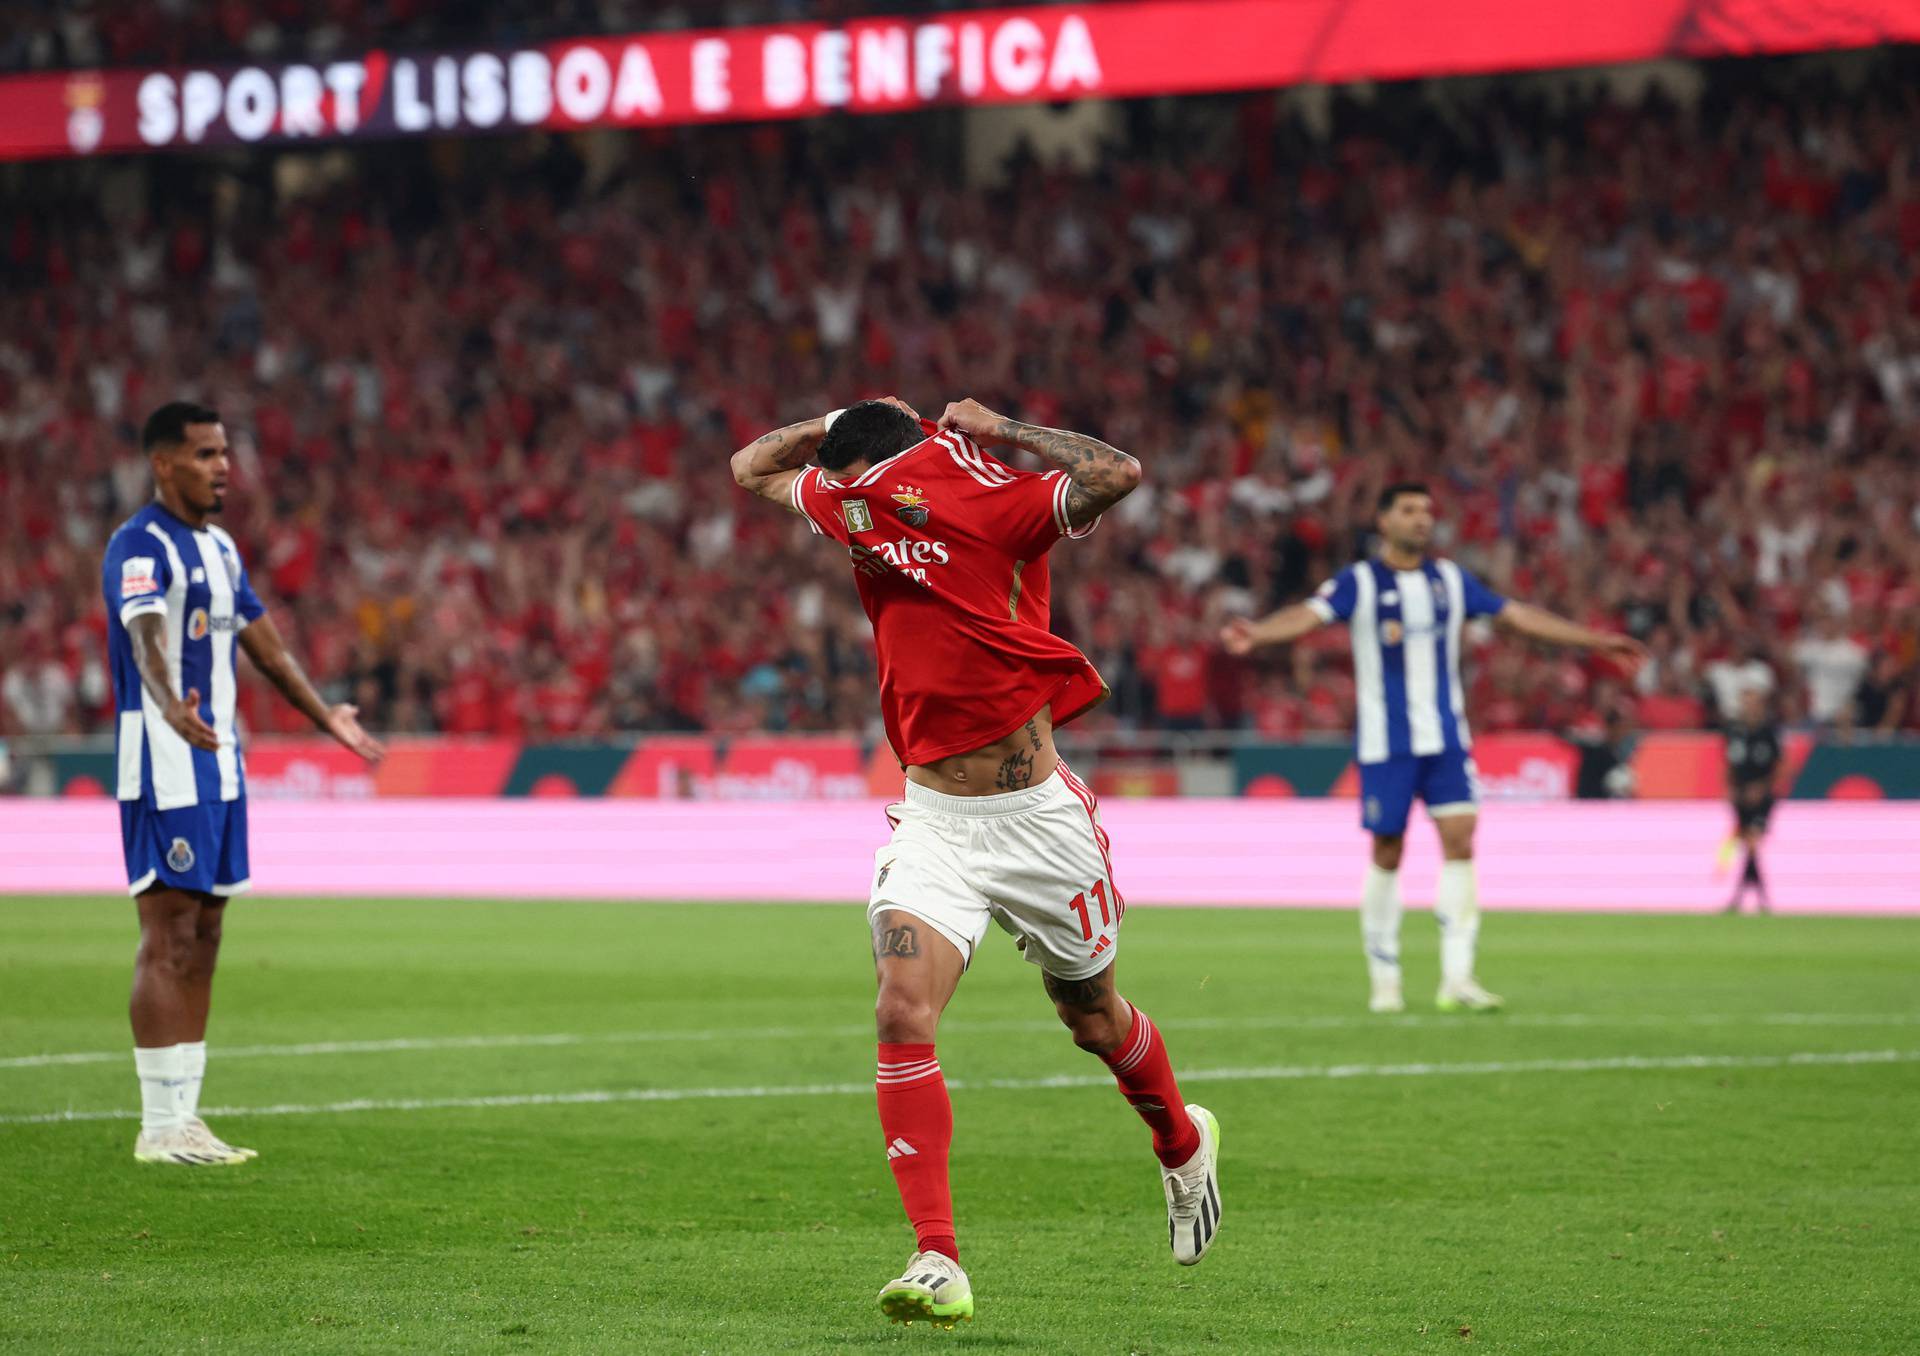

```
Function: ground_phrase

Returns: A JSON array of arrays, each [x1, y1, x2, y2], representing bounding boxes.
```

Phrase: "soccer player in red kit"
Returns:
[[732, 397, 1222, 1328]]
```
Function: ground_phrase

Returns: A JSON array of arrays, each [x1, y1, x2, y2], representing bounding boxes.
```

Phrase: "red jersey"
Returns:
[[792, 423, 1107, 765]]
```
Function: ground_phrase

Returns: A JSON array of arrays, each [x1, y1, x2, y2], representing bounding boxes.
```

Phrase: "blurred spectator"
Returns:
[[1792, 615, 1870, 729]]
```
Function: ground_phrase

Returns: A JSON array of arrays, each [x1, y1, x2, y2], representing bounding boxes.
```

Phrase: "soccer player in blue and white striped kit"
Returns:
[[103, 402, 384, 1164], [1222, 483, 1645, 1013]]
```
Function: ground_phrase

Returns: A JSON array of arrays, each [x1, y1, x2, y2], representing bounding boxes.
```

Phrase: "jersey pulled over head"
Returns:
[[792, 422, 1106, 765], [818, 400, 926, 479]]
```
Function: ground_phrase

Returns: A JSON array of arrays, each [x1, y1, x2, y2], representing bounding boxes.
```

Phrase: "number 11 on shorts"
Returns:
[[1066, 879, 1118, 941]]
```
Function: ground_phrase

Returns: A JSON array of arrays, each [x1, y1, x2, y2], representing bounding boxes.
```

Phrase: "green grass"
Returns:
[[2, 898, 1917, 1354]]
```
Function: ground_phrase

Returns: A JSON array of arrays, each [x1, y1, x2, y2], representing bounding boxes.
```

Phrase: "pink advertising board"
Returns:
[[2, 799, 1914, 914]]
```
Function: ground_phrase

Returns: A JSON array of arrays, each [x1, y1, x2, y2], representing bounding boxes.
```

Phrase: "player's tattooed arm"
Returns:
[[126, 612, 220, 751], [730, 415, 832, 505], [936, 398, 1141, 529], [239, 614, 386, 762]]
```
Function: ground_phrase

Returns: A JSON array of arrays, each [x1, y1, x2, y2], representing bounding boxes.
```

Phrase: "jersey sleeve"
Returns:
[[1458, 566, 1507, 619], [233, 552, 266, 625], [103, 529, 171, 627], [790, 466, 847, 542], [1305, 566, 1359, 624], [934, 430, 1094, 556]]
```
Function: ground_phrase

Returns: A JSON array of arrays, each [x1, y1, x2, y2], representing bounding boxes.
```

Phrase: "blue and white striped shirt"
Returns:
[[102, 503, 266, 809], [1305, 557, 1506, 766]]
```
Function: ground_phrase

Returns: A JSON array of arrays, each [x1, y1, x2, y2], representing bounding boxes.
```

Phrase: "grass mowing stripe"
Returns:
[[7, 1010, 1918, 1070], [6, 1047, 1913, 1126]]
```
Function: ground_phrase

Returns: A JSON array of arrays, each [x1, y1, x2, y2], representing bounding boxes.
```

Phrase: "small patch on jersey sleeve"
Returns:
[[121, 557, 160, 598]]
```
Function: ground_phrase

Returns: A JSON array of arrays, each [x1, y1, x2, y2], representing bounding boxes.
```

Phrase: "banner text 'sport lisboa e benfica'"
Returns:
[[5, 0, 1917, 161]]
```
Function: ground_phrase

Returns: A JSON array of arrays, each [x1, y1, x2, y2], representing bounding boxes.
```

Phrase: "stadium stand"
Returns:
[[1, 57, 1917, 741]]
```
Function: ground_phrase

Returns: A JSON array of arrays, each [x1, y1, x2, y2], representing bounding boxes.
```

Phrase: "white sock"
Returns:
[[1434, 859, 1481, 988], [134, 1045, 187, 1134], [1360, 865, 1403, 985], [179, 1040, 207, 1120]]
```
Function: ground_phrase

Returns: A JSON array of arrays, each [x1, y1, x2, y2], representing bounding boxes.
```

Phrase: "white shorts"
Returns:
[[868, 765, 1124, 982]]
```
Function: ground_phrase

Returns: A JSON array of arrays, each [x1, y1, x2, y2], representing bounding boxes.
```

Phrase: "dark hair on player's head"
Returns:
[[142, 401, 221, 452], [817, 400, 923, 474], [1377, 480, 1431, 514]]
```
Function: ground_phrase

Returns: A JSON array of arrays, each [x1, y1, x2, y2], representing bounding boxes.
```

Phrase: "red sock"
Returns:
[[876, 1042, 957, 1263], [1103, 1004, 1201, 1168]]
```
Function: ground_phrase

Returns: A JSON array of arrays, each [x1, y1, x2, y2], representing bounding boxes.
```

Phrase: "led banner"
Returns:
[[4, 0, 1916, 162]]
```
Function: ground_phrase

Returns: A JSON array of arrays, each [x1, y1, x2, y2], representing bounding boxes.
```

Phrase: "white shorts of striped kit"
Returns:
[[868, 763, 1123, 982]]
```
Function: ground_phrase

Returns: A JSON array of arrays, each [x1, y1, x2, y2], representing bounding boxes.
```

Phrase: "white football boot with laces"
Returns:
[[185, 1117, 257, 1161], [878, 1250, 973, 1329], [133, 1124, 248, 1166], [1163, 1104, 1222, 1265], [1369, 975, 1406, 1014]]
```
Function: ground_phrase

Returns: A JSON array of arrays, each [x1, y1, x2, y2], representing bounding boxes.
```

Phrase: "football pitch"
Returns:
[[2, 898, 1916, 1354]]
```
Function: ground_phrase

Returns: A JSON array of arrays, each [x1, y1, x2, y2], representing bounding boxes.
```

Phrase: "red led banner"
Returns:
[[3, 0, 1914, 161]]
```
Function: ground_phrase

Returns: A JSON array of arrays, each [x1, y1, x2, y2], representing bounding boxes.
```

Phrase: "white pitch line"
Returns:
[[3, 1048, 1914, 1127], [4, 1010, 1918, 1072]]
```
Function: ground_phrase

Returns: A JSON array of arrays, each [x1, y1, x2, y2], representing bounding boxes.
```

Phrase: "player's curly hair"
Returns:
[[818, 400, 923, 474]]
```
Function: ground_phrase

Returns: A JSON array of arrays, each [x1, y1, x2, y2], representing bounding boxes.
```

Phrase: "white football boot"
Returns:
[[1163, 1104, 1222, 1265], [133, 1124, 248, 1166], [1369, 974, 1406, 1014], [185, 1117, 257, 1161], [877, 1250, 973, 1329]]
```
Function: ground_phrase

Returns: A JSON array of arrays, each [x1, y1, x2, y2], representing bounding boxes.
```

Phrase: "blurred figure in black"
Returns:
[[1723, 685, 1782, 915]]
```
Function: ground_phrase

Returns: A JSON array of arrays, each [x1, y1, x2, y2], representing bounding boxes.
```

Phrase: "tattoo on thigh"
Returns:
[[876, 925, 919, 959], [1043, 970, 1107, 1008]]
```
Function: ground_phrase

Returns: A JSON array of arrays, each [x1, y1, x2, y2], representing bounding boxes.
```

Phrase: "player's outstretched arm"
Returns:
[[937, 398, 1141, 529], [1495, 601, 1649, 672], [1220, 604, 1326, 656], [730, 414, 833, 505], [126, 612, 220, 752], [237, 614, 385, 763]]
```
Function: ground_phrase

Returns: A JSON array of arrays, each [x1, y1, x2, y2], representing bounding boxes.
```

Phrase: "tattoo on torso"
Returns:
[[995, 718, 1043, 790]]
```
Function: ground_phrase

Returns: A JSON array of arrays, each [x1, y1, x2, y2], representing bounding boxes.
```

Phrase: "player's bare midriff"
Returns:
[[906, 704, 1059, 797]]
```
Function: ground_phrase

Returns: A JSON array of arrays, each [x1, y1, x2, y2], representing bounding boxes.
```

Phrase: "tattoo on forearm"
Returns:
[[876, 925, 919, 959], [995, 418, 1138, 525], [751, 421, 822, 473]]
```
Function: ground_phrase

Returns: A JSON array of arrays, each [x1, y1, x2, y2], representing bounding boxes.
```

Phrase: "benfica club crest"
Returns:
[[65, 74, 105, 154], [891, 485, 931, 527]]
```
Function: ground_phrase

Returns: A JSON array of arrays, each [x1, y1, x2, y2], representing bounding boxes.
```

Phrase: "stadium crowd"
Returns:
[[2, 59, 1918, 744]]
